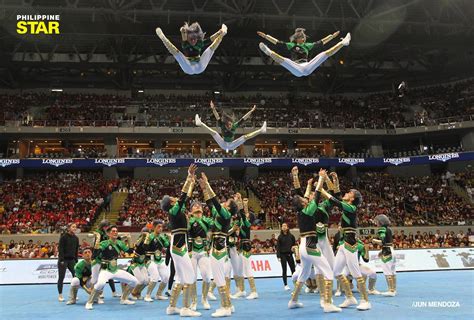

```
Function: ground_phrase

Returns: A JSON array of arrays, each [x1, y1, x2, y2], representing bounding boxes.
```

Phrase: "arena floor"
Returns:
[[0, 270, 472, 320]]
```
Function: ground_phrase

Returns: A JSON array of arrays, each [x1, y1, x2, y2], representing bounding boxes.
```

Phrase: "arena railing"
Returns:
[[2, 114, 473, 129]]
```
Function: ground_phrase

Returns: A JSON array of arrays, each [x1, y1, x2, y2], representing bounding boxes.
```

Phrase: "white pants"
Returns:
[[212, 133, 246, 151], [344, 264, 376, 279], [211, 255, 228, 287], [224, 257, 232, 278], [171, 235, 194, 285], [281, 52, 329, 77], [229, 247, 243, 278], [147, 261, 170, 284], [292, 264, 301, 283], [381, 259, 396, 276], [292, 263, 316, 282], [131, 265, 149, 285], [334, 245, 362, 278], [90, 263, 101, 285], [191, 251, 212, 283], [94, 269, 138, 291], [174, 47, 216, 75], [297, 237, 333, 282], [241, 253, 253, 278], [317, 234, 335, 270], [71, 277, 91, 288]]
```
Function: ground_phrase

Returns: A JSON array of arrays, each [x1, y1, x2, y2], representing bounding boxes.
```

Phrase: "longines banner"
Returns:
[[0, 152, 472, 169], [0, 248, 472, 285]]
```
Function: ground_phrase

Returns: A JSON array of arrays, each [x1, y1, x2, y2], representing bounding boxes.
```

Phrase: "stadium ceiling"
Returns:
[[0, 0, 473, 93]]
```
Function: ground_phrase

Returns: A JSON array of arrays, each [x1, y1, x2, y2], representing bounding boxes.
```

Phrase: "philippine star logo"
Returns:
[[383, 158, 411, 166], [291, 158, 320, 166], [94, 159, 126, 167], [146, 159, 177, 167], [428, 153, 460, 162], [42, 159, 73, 167], [16, 15, 60, 35], [0, 159, 20, 168], [338, 158, 365, 166], [194, 158, 224, 167], [244, 158, 272, 166]]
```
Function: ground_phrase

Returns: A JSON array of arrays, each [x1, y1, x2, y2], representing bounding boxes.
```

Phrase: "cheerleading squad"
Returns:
[[59, 164, 396, 316], [280, 167, 397, 313], [62, 164, 258, 318]]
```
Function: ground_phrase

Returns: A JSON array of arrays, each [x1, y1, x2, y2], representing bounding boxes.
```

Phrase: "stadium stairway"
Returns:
[[449, 181, 473, 204], [92, 191, 128, 229], [243, 189, 280, 229]]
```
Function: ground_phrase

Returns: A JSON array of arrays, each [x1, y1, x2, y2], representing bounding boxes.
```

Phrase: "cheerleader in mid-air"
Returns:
[[195, 101, 266, 152], [257, 28, 350, 77], [156, 22, 227, 75]]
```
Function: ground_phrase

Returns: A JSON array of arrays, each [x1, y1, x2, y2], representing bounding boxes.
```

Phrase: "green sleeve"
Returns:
[[286, 42, 295, 50], [219, 207, 231, 219], [378, 227, 386, 240], [321, 199, 332, 208], [169, 202, 180, 216], [160, 234, 170, 247], [305, 42, 315, 51], [341, 202, 356, 213], [204, 216, 214, 226], [317, 203, 329, 216], [357, 242, 365, 255], [99, 240, 109, 250], [243, 217, 251, 228], [232, 122, 239, 130], [118, 240, 129, 251], [74, 260, 84, 278], [302, 200, 317, 216]]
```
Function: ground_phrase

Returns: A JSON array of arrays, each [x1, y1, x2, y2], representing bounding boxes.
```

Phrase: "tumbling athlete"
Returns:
[[258, 28, 350, 77], [195, 101, 267, 152], [372, 214, 397, 296], [160, 163, 201, 317], [156, 22, 227, 75]]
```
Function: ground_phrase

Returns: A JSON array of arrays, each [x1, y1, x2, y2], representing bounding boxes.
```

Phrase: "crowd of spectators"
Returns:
[[0, 172, 118, 234], [2, 79, 473, 129], [117, 178, 240, 228], [360, 172, 472, 227], [248, 170, 473, 229], [0, 169, 472, 235]]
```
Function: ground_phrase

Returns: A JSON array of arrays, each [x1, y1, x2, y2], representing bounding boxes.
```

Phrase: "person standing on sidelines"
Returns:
[[276, 223, 296, 291], [58, 223, 79, 302]]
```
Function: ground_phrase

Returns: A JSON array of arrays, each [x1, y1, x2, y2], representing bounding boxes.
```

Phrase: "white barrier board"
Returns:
[[0, 248, 472, 285]]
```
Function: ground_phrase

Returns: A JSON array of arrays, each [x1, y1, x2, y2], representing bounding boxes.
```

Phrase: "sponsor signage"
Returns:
[[0, 248, 472, 285]]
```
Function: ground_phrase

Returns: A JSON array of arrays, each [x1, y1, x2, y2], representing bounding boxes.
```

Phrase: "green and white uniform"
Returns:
[[188, 216, 213, 282], [92, 239, 138, 291], [146, 233, 171, 284], [205, 197, 231, 287], [127, 233, 149, 285], [71, 259, 92, 291]]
